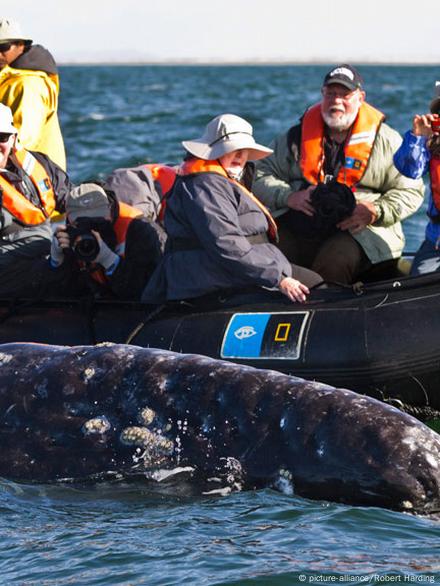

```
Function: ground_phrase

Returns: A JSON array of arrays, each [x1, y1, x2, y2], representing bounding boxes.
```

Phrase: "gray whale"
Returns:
[[0, 342, 439, 513]]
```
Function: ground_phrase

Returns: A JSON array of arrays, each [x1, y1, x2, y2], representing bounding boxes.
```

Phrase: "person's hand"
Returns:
[[50, 225, 70, 267], [278, 277, 310, 303], [337, 201, 377, 234], [92, 230, 120, 270], [412, 114, 437, 137], [286, 186, 315, 216]]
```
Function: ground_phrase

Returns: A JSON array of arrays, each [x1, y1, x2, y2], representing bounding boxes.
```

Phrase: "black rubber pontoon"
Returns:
[[1, 271, 439, 416]]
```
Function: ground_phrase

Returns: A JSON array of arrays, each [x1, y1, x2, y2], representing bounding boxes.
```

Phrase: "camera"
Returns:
[[431, 118, 440, 133], [66, 219, 100, 261]]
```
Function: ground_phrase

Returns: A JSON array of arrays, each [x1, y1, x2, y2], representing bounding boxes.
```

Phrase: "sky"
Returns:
[[5, 0, 440, 64]]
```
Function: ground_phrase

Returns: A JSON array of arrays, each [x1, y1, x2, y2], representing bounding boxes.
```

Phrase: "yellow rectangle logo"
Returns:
[[274, 323, 291, 342]]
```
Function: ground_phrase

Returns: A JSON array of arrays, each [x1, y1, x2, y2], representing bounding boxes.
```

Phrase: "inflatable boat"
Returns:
[[1, 270, 440, 422]]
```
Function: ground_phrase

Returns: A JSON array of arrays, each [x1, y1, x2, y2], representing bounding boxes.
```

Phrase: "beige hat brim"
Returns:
[[182, 134, 273, 161], [0, 36, 32, 43], [68, 206, 111, 222]]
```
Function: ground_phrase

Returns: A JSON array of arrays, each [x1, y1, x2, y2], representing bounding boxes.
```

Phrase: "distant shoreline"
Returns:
[[57, 60, 440, 67]]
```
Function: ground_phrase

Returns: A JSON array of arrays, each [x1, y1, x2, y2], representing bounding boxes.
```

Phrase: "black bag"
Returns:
[[285, 180, 356, 239]]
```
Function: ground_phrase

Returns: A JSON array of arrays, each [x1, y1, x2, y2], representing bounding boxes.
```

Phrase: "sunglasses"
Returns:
[[0, 42, 13, 53], [0, 133, 13, 143]]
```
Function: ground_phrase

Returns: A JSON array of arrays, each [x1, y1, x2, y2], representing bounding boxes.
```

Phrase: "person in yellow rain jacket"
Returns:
[[0, 17, 66, 170]]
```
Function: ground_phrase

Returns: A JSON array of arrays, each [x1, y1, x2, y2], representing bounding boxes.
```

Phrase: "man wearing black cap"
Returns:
[[253, 64, 424, 284]]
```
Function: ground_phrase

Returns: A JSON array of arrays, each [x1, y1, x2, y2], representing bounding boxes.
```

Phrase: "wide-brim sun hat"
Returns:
[[430, 81, 440, 114], [0, 17, 32, 44], [0, 104, 18, 134], [182, 114, 273, 161]]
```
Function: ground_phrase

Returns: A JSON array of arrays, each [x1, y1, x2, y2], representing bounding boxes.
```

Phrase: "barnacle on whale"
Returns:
[[82, 415, 111, 435], [138, 407, 156, 426], [120, 426, 173, 454]]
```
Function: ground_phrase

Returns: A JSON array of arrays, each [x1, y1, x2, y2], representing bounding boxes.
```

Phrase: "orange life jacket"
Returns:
[[178, 158, 278, 242], [429, 157, 440, 214], [0, 148, 56, 225], [144, 163, 177, 222], [300, 101, 384, 187], [87, 202, 143, 285]]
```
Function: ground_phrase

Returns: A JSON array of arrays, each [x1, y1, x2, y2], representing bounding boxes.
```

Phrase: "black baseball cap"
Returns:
[[323, 64, 363, 91]]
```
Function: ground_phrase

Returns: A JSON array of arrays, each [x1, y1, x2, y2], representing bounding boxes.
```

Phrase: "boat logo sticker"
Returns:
[[221, 312, 310, 360], [234, 325, 258, 340], [345, 156, 362, 170]]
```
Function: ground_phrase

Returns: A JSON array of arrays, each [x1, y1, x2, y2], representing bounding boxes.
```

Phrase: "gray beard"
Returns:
[[322, 109, 357, 132]]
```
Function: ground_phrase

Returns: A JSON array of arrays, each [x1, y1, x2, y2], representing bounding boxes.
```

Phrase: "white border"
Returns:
[[220, 311, 310, 360]]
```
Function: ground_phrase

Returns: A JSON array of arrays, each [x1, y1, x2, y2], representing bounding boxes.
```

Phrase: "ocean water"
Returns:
[[60, 64, 436, 250], [2, 65, 440, 585]]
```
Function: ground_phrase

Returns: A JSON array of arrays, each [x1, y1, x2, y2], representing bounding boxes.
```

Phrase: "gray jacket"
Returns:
[[253, 119, 425, 264], [142, 169, 292, 303]]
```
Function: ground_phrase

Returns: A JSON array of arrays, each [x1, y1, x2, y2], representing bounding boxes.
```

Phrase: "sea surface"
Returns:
[[2, 65, 440, 585]]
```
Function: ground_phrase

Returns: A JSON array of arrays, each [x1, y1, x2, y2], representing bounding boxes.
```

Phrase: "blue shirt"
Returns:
[[393, 130, 439, 245]]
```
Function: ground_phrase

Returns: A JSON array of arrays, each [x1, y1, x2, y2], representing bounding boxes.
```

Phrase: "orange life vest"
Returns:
[[144, 163, 177, 222], [178, 158, 278, 242], [87, 202, 143, 285], [429, 157, 440, 214], [0, 148, 56, 225], [300, 101, 384, 187]]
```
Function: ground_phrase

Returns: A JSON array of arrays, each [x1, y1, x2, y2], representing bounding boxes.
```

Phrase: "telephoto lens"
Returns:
[[66, 220, 100, 262], [72, 233, 99, 261]]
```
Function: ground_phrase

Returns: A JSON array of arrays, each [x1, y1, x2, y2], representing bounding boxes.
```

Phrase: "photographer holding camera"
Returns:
[[393, 82, 440, 275], [49, 183, 166, 300]]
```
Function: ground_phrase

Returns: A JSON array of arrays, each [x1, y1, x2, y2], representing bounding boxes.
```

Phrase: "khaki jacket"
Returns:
[[0, 65, 66, 170], [253, 120, 425, 264]]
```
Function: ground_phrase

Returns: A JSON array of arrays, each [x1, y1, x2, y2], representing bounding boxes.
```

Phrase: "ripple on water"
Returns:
[[0, 481, 438, 585]]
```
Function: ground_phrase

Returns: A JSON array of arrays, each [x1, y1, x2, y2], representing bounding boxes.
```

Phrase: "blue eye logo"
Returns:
[[234, 325, 257, 340]]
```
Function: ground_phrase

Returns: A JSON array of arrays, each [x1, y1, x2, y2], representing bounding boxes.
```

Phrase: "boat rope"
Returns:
[[124, 304, 166, 345], [373, 293, 389, 309], [385, 398, 440, 422]]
